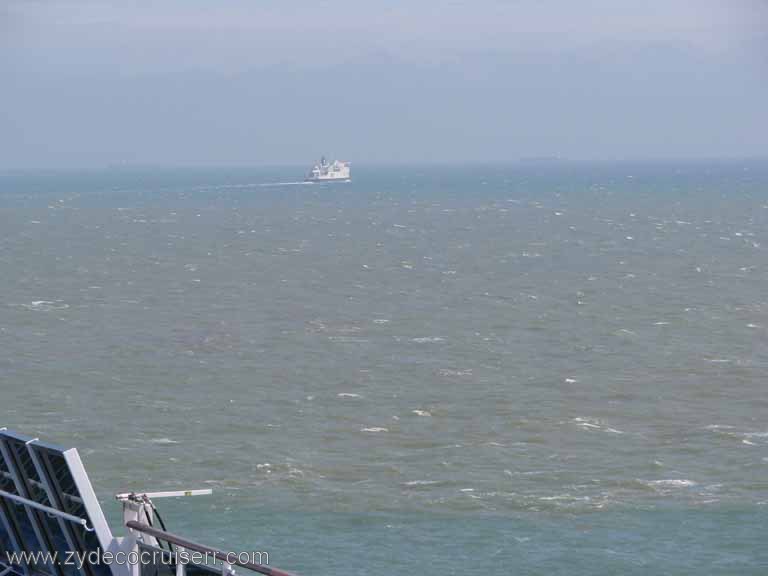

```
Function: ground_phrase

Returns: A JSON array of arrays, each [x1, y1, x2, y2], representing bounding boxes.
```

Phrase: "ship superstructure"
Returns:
[[305, 156, 350, 182]]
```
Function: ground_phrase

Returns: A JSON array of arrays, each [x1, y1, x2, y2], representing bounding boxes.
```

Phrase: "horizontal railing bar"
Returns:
[[0, 490, 91, 530], [0, 473, 84, 505], [125, 521, 297, 576], [115, 490, 212, 501]]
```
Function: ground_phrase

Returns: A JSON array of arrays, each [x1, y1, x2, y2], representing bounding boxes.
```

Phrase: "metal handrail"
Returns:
[[0, 489, 93, 531], [125, 521, 298, 576]]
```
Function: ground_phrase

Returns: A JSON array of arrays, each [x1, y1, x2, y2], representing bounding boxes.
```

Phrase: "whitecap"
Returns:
[[337, 393, 362, 398], [361, 427, 388, 433], [412, 337, 445, 343], [578, 422, 602, 430], [438, 368, 472, 376], [21, 300, 69, 312], [328, 336, 369, 343], [149, 438, 179, 445], [412, 409, 432, 417], [572, 417, 623, 434], [647, 479, 696, 488]]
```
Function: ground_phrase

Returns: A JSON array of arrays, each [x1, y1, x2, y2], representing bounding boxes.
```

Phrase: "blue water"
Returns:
[[1, 161, 767, 574]]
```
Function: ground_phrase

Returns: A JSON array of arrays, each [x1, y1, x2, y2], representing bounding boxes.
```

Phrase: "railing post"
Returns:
[[221, 561, 235, 576], [129, 537, 140, 576], [176, 547, 186, 576]]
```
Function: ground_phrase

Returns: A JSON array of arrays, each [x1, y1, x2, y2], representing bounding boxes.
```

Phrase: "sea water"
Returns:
[[1, 162, 767, 574]]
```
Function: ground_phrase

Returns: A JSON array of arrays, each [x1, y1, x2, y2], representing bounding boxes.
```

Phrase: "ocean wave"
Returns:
[[20, 300, 69, 312], [571, 417, 624, 434]]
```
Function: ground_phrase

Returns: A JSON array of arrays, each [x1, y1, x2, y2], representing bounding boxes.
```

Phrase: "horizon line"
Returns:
[[2, 156, 768, 175]]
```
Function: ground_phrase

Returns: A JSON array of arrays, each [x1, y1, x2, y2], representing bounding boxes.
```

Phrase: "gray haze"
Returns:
[[1, 0, 767, 169]]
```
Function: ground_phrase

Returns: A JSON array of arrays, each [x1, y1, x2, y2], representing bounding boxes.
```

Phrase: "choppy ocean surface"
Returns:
[[1, 162, 767, 574]]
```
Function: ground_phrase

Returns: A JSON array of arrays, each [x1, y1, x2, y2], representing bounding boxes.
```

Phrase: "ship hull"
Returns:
[[304, 177, 351, 183]]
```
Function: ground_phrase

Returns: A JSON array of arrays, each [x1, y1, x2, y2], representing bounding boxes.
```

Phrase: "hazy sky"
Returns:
[[1, 0, 767, 168]]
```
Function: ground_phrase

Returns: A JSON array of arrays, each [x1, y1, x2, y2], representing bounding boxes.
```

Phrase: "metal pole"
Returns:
[[115, 490, 212, 501], [0, 490, 91, 530], [176, 547, 186, 576]]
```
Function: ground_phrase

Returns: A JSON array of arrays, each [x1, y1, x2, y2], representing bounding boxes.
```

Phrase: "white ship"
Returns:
[[306, 156, 351, 182]]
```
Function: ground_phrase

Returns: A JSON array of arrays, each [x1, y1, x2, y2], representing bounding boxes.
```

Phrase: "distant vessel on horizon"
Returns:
[[306, 156, 351, 182]]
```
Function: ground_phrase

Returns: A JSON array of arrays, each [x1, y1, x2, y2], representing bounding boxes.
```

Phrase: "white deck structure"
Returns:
[[305, 157, 350, 182]]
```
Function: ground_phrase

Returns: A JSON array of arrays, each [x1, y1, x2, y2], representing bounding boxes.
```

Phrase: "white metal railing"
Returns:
[[126, 521, 297, 576], [0, 489, 93, 531]]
